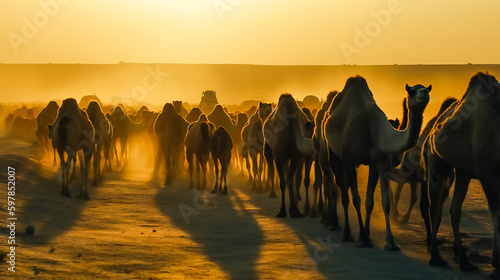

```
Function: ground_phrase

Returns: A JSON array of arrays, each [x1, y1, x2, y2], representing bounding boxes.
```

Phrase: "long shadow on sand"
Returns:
[[241, 178, 489, 280], [154, 180, 264, 279], [0, 153, 90, 245]]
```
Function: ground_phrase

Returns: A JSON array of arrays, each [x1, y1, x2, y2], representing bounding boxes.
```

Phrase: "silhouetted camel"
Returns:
[[49, 98, 94, 198], [323, 76, 430, 249], [36, 101, 59, 165], [86, 101, 112, 186], [423, 72, 500, 277], [185, 114, 214, 190], [210, 127, 233, 194]]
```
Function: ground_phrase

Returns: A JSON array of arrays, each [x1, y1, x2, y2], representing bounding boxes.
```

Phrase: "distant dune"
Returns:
[[1, 63, 500, 120]]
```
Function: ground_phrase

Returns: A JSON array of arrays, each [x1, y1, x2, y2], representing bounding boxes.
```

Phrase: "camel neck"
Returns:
[[406, 108, 424, 148]]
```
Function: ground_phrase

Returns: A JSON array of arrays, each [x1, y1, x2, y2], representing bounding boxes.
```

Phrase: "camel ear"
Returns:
[[48, 124, 52, 132], [405, 84, 410, 92], [258, 102, 262, 107], [427, 85, 432, 92]]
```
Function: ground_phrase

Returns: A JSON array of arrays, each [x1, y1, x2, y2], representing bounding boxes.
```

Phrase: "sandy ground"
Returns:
[[0, 135, 494, 279]]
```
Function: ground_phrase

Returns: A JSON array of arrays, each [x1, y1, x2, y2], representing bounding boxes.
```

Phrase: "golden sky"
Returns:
[[1, 0, 499, 65]]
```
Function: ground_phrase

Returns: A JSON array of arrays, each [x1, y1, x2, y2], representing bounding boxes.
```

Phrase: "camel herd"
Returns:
[[5, 72, 500, 277]]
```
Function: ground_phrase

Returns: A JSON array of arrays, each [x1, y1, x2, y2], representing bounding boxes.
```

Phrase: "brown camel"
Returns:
[[423, 72, 500, 277], [389, 97, 457, 225], [323, 76, 430, 250], [313, 91, 340, 227], [186, 107, 203, 123], [234, 113, 248, 172], [49, 98, 94, 198], [86, 101, 112, 186], [185, 114, 214, 190], [263, 94, 315, 217], [210, 126, 233, 194], [241, 102, 272, 193], [293, 107, 315, 216], [36, 101, 59, 165], [173, 101, 188, 118], [106, 106, 152, 168], [154, 103, 190, 185]]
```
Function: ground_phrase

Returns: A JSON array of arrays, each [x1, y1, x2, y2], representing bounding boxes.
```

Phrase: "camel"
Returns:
[[423, 72, 500, 277], [185, 114, 214, 190], [241, 102, 272, 193], [173, 101, 188, 117], [293, 107, 315, 215], [86, 101, 112, 186], [312, 91, 340, 226], [263, 94, 315, 218], [49, 98, 94, 198], [186, 107, 203, 123], [106, 106, 153, 168], [36, 101, 59, 165], [234, 113, 248, 171], [389, 97, 457, 225], [154, 103, 190, 185], [323, 76, 430, 250], [210, 127, 233, 194]]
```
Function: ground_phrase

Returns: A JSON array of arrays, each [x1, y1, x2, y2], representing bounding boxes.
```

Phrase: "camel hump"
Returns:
[[200, 122, 210, 144], [438, 97, 458, 115]]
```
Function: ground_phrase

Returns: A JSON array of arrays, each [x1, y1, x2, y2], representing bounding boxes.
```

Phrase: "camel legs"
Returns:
[[79, 150, 92, 199], [245, 155, 253, 185], [59, 149, 71, 197], [221, 158, 229, 194], [303, 156, 313, 216], [275, 156, 288, 217], [310, 159, 322, 218], [344, 163, 370, 246], [200, 155, 208, 190], [186, 150, 194, 189], [450, 170, 477, 271], [427, 155, 452, 266], [400, 182, 418, 224], [92, 144, 102, 186], [480, 175, 500, 278], [211, 157, 220, 194], [364, 166, 379, 244], [294, 159, 304, 203], [250, 153, 259, 192], [378, 161, 400, 251], [163, 145, 171, 185], [390, 182, 404, 220], [286, 154, 303, 218], [264, 143, 276, 198], [318, 148, 339, 230]]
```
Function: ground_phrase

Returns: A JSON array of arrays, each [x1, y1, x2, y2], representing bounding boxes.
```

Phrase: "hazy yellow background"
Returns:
[[2, 0, 499, 65]]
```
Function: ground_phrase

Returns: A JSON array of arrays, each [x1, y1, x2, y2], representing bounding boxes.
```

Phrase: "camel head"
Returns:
[[237, 113, 248, 129], [258, 102, 272, 121], [405, 84, 431, 113], [198, 114, 208, 122], [48, 101, 59, 110], [162, 103, 176, 115], [86, 101, 101, 113]]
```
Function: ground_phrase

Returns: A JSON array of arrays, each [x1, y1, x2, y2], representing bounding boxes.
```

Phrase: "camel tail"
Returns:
[[58, 116, 70, 149], [201, 122, 210, 144]]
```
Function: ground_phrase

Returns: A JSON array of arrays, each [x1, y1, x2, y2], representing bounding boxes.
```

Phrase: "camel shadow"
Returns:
[[241, 177, 488, 280], [0, 154, 89, 245], [154, 178, 264, 279]]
